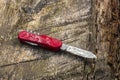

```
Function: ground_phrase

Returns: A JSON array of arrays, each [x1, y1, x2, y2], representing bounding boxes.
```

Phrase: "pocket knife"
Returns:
[[18, 30, 97, 59]]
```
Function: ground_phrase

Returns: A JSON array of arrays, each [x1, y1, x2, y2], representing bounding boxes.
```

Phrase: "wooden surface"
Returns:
[[0, 0, 119, 80]]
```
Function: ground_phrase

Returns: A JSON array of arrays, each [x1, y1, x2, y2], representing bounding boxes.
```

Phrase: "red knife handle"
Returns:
[[18, 30, 62, 51]]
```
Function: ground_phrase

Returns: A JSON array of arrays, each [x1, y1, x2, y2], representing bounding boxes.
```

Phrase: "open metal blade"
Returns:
[[60, 44, 97, 59]]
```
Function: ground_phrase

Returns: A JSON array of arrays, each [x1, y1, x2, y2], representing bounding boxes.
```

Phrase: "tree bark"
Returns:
[[0, 0, 119, 80], [94, 0, 120, 79]]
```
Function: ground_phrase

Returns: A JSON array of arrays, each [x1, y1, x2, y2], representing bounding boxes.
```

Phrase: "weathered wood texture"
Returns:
[[94, 0, 120, 80], [0, 0, 119, 80]]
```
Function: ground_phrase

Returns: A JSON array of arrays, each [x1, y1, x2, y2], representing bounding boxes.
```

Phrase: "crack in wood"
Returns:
[[0, 59, 40, 68]]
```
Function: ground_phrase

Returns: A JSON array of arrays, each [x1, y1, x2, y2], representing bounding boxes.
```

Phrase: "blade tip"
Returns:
[[86, 54, 97, 59], [92, 55, 97, 59]]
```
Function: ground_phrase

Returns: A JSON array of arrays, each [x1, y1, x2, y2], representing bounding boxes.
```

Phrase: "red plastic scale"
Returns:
[[18, 30, 62, 51]]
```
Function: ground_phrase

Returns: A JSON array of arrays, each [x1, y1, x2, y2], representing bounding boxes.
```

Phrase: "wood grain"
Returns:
[[0, 0, 119, 80]]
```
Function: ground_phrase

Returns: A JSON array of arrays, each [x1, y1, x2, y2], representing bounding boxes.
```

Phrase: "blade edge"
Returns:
[[60, 44, 97, 59]]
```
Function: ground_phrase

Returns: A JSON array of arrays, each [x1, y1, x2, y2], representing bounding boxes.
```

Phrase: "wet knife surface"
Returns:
[[18, 30, 97, 59]]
